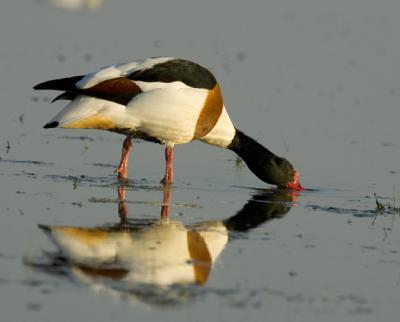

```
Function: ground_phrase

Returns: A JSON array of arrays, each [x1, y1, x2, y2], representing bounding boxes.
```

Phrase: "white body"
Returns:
[[46, 57, 236, 148]]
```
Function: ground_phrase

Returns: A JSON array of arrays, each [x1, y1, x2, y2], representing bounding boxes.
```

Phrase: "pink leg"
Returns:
[[160, 146, 174, 184], [117, 185, 128, 223], [116, 136, 133, 180], [160, 189, 172, 218]]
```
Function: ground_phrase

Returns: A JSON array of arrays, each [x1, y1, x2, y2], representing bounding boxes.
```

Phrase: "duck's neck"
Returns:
[[227, 129, 290, 186]]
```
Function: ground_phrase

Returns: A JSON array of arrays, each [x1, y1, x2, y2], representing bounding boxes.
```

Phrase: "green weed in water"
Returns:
[[374, 193, 385, 213], [72, 177, 80, 190], [373, 192, 400, 215]]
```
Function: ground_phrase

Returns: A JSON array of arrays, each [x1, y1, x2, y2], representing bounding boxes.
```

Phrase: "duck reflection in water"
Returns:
[[33, 186, 298, 305]]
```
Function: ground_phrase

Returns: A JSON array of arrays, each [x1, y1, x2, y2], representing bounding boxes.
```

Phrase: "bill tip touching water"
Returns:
[[34, 57, 303, 190], [287, 170, 303, 191]]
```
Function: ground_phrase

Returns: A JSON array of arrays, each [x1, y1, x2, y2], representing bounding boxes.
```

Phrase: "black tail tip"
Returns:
[[43, 121, 59, 129], [38, 224, 51, 232]]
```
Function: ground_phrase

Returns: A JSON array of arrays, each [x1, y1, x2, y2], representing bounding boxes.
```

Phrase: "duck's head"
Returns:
[[262, 156, 304, 191], [228, 129, 304, 190]]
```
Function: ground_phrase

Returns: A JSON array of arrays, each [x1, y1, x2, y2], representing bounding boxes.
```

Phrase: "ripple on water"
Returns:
[[305, 204, 381, 217]]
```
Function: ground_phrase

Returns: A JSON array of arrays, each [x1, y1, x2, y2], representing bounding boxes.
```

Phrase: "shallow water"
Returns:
[[1, 1, 400, 321]]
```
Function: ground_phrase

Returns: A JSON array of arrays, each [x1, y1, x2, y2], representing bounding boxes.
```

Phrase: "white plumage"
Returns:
[[76, 57, 174, 89]]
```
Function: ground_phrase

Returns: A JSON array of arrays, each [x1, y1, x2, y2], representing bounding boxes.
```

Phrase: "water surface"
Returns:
[[0, 1, 399, 321]]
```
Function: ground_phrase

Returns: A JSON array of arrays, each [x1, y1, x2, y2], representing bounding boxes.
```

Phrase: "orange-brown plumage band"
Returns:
[[193, 84, 223, 140], [83, 77, 143, 105]]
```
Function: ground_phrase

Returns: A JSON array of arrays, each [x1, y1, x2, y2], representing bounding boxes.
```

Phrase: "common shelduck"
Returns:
[[34, 57, 303, 189]]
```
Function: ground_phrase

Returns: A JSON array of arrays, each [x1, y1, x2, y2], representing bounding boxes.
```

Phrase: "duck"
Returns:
[[34, 57, 303, 189]]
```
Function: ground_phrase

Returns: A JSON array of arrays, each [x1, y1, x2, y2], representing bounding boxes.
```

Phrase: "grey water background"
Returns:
[[0, 0, 399, 321]]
